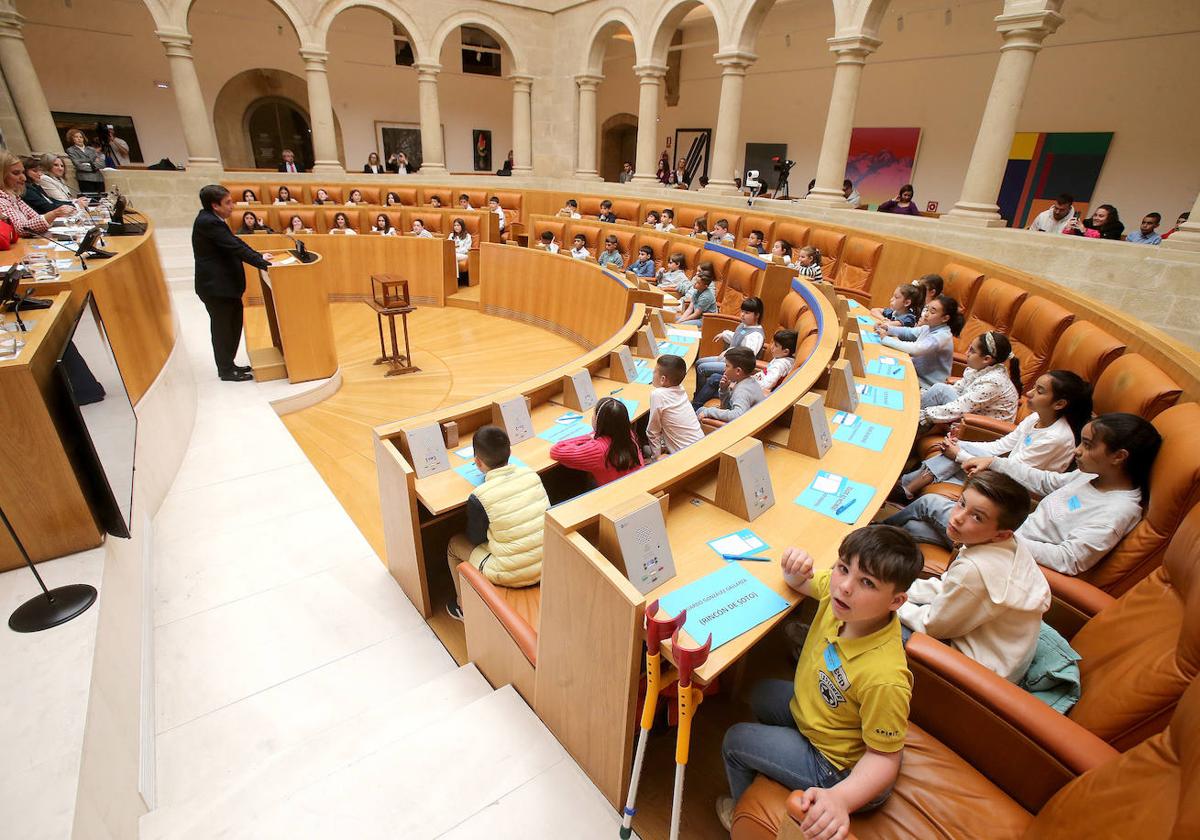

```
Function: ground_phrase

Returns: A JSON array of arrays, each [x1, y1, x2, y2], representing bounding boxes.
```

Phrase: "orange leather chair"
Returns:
[[530, 218, 567, 251], [566, 221, 603, 254], [731, 632, 1118, 840], [261, 183, 303, 204], [698, 260, 763, 356], [576, 197, 607, 218], [809, 229, 846, 281], [609, 228, 637, 266], [382, 186, 419, 206], [405, 210, 444, 235], [672, 205, 707, 230], [1089, 353, 1182, 419], [834, 237, 883, 304], [352, 186, 381, 205], [1008, 296, 1074, 390], [271, 207, 318, 234], [635, 231, 671, 271], [734, 642, 1200, 840], [421, 187, 453, 207], [321, 208, 361, 233], [457, 563, 539, 702], [953, 277, 1028, 362], [774, 221, 811, 251], [370, 210, 405, 233], [941, 263, 985, 313], [311, 185, 344, 204], [227, 208, 270, 233], [227, 182, 264, 205], [737, 214, 776, 250]]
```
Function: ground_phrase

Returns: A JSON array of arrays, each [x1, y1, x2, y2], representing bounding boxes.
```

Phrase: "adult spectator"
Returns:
[[191, 184, 273, 382], [20, 156, 74, 214], [1028, 193, 1076, 234], [805, 178, 816, 197], [656, 152, 671, 184], [388, 151, 417, 174], [66, 128, 106, 194], [277, 149, 302, 173], [1063, 204, 1124, 240], [37, 154, 78, 203], [1161, 211, 1189, 240], [878, 183, 921, 215], [618, 162, 634, 183], [0, 151, 72, 235], [496, 150, 513, 176], [97, 123, 130, 168], [671, 157, 689, 188], [1126, 212, 1163, 245], [843, 178, 861, 205], [363, 152, 385, 174]]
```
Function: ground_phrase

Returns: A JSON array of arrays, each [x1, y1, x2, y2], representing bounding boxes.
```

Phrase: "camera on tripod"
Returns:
[[767, 157, 795, 200], [772, 157, 796, 172]]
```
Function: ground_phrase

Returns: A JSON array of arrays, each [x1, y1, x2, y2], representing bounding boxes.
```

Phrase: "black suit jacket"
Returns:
[[192, 208, 270, 299], [23, 183, 72, 214], [277, 163, 304, 173]]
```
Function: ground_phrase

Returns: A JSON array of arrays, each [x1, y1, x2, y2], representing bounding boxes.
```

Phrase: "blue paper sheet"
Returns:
[[846, 299, 862, 309], [706, 529, 770, 559], [537, 419, 593, 444], [855, 383, 904, 411], [633, 360, 655, 384], [454, 455, 529, 487], [856, 315, 876, 327], [831, 412, 892, 451], [615, 396, 639, 417], [657, 341, 690, 357], [866, 358, 905, 379], [666, 330, 700, 344], [795, 471, 876, 524], [860, 330, 881, 345], [657, 564, 791, 650]]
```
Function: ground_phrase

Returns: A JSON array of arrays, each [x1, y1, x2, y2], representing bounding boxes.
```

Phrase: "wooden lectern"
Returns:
[[250, 249, 337, 383]]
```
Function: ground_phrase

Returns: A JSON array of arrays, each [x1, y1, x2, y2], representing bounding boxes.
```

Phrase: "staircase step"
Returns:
[[142, 662, 490, 840]]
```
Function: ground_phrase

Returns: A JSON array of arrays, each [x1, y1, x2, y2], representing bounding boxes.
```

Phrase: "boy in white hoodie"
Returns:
[[898, 470, 1050, 683]]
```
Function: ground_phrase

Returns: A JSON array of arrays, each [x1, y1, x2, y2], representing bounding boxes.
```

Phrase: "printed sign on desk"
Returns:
[[856, 383, 904, 410], [866, 357, 905, 379], [616, 344, 638, 381], [609, 496, 677, 595], [795, 471, 876, 524], [405, 424, 451, 479], [493, 396, 534, 444], [831, 411, 892, 451], [861, 330, 881, 345], [658, 564, 790, 650], [568, 370, 597, 411]]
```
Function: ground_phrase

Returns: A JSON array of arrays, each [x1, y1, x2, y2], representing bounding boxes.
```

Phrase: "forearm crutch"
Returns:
[[620, 600, 686, 839], [669, 628, 713, 840]]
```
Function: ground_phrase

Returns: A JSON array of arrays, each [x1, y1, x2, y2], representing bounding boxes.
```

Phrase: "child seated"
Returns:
[[876, 295, 963, 389], [915, 273, 943, 306], [444, 425, 550, 620], [597, 234, 625, 271], [643, 210, 661, 229], [487, 195, 506, 233], [769, 238, 794, 266], [919, 331, 1021, 429], [656, 252, 689, 293], [674, 269, 716, 326], [795, 245, 823, 281], [746, 229, 767, 254], [656, 208, 676, 232], [457, 193, 474, 211], [690, 217, 709, 240], [569, 233, 591, 260], [717, 526, 922, 833], [692, 297, 765, 406], [696, 346, 765, 422], [981, 413, 1161, 576], [548, 396, 643, 487], [557, 199, 582, 219], [754, 329, 798, 394], [628, 245, 656, 278], [598, 200, 617, 223], [409, 218, 433, 238], [870, 283, 921, 328], [899, 370, 1090, 499], [708, 218, 735, 246], [646, 354, 704, 459], [896, 470, 1050, 682], [537, 229, 559, 254]]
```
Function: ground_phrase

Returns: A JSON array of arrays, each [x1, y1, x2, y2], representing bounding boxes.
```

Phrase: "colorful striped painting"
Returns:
[[998, 132, 1114, 227]]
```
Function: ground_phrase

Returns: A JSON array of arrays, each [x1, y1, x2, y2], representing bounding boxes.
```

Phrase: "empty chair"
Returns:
[[834, 236, 883, 303], [942, 262, 985, 313], [954, 277, 1029, 362], [1090, 353, 1182, 419]]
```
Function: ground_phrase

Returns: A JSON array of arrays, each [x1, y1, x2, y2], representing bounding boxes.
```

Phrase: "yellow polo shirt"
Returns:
[[789, 570, 912, 770]]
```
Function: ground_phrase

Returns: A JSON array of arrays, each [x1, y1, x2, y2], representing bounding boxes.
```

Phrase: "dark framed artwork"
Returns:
[[672, 128, 711, 188], [52, 112, 144, 163], [376, 121, 424, 170], [473, 130, 492, 172]]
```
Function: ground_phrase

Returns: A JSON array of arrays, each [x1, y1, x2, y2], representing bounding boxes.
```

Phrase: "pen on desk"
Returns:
[[722, 554, 772, 562], [834, 499, 856, 516], [609, 387, 623, 395]]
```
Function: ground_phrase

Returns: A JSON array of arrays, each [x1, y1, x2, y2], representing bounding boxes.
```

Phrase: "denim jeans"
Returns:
[[901, 453, 966, 488], [884, 493, 956, 548], [693, 370, 724, 408], [678, 318, 704, 327], [921, 382, 958, 409], [694, 355, 725, 390]]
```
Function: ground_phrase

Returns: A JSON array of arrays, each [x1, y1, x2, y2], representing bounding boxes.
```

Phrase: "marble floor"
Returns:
[[1, 228, 633, 840]]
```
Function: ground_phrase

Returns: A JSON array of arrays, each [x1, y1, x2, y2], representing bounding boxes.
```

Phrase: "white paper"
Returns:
[[812, 472, 844, 494], [879, 355, 898, 365], [711, 534, 755, 555], [454, 445, 474, 459], [270, 255, 298, 266], [667, 328, 696, 339], [833, 412, 858, 426], [406, 424, 451, 479]]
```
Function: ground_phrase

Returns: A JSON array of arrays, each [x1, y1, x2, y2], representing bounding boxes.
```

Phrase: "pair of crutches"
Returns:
[[620, 600, 713, 840]]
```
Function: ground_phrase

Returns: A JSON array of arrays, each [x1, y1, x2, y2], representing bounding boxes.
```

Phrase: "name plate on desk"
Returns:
[[610, 344, 638, 382], [635, 326, 660, 359], [649, 310, 668, 339], [600, 494, 676, 596], [405, 423, 451, 478], [492, 396, 534, 444], [716, 438, 775, 521], [788, 392, 833, 458], [562, 370, 597, 412]]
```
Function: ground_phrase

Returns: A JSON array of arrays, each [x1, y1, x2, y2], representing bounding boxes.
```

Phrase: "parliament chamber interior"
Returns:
[[1, 1, 1198, 838]]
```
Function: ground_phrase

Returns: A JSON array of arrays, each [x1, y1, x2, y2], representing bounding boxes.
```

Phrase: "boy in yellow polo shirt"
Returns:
[[718, 526, 923, 835]]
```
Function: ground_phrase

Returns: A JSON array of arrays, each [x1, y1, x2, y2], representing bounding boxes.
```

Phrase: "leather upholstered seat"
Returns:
[[809, 229, 846, 281], [834, 237, 883, 304], [953, 277, 1028, 362], [940, 263, 984, 312]]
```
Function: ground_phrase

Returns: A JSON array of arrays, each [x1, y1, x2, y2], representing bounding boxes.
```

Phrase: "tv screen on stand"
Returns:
[[54, 292, 137, 538]]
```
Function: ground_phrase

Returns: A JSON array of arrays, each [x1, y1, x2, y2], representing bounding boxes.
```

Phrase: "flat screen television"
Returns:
[[54, 291, 136, 538]]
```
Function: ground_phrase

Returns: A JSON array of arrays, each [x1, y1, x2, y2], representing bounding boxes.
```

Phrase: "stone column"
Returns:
[[413, 62, 447, 174], [1160, 191, 1200, 254], [156, 30, 221, 171], [299, 47, 343, 174], [0, 8, 63, 153], [944, 10, 1063, 226], [511, 74, 534, 175], [806, 35, 880, 207], [630, 63, 667, 185], [704, 51, 756, 193], [574, 74, 604, 180]]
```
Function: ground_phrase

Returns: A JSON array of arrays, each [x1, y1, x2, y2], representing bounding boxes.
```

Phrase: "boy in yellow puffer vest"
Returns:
[[446, 425, 550, 620]]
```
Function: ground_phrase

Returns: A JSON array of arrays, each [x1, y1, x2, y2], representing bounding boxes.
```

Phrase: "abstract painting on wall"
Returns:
[[473, 130, 492, 172], [844, 128, 921, 207], [998, 132, 1113, 227]]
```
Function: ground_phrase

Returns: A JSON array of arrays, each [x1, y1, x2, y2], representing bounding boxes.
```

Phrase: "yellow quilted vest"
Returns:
[[469, 464, 550, 587]]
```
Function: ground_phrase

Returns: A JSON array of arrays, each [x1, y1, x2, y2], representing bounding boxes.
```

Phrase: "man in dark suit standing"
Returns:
[[277, 149, 302, 173], [192, 184, 272, 382]]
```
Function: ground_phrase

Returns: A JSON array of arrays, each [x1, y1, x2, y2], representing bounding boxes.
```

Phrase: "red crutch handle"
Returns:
[[645, 599, 687, 651], [671, 628, 712, 689]]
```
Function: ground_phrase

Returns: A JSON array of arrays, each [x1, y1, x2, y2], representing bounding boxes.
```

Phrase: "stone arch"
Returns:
[[647, 0, 731, 63], [212, 68, 345, 168], [729, 0, 779, 54], [181, 0, 313, 43], [310, 0, 429, 63], [428, 10, 530, 76], [581, 8, 644, 76], [830, 0, 892, 38], [599, 112, 638, 182]]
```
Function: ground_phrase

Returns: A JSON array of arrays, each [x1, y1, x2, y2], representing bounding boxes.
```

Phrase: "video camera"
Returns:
[[772, 156, 796, 172]]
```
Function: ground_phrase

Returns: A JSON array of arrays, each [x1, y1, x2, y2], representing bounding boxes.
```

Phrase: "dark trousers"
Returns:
[[199, 295, 244, 374]]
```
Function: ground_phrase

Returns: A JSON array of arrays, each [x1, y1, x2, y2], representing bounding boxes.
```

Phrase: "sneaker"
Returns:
[[445, 599, 463, 621], [716, 796, 734, 832]]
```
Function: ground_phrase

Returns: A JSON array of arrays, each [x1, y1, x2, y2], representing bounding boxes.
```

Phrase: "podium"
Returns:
[[249, 249, 337, 383]]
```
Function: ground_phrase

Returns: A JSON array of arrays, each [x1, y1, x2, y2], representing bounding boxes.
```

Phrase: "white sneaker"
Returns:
[[716, 796, 735, 832]]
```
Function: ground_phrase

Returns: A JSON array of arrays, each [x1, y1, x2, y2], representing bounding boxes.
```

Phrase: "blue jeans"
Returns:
[[693, 370, 724, 408], [921, 382, 958, 409], [884, 493, 955, 548], [901, 454, 966, 489], [678, 318, 704, 327]]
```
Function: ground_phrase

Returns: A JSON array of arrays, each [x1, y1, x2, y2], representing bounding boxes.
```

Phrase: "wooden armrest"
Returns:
[[467, 249, 480, 286], [958, 413, 1016, 441], [457, 563, 538, 666], [1042, 568, 1117, 638], [951, 359, 966, 378], [835, 286, 871, 305], [903, 632, 1116, 812], [699, 312, 740, 357]]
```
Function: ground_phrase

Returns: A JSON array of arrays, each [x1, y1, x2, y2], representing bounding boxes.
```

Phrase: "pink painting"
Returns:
[[845, 128, 922, 208]]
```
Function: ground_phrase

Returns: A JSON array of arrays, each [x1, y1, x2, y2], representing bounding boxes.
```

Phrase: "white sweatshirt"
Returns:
[[899, 537, 1050, 682], [755, 356, 795, 393], [989, 460, 1143, 576], [646, 385, 704, 455], [956, 414, 1077, 474]]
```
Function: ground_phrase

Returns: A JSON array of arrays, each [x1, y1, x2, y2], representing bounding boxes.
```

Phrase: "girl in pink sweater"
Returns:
[[550, 397, 644, 487]]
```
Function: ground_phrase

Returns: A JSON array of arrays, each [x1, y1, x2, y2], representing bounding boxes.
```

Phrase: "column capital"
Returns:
[[413, 61, 442, 80], [575, 73, 605, 91], [154, 29, 194, 56], [713, 50, 757, 72], [0, 8, 25, 39], [633, 62, 668, 81], [298, 47, 330, 70], [510, 74, 534, 94], [826, 34, 881, 64], [995, 10, 1064, 50]]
